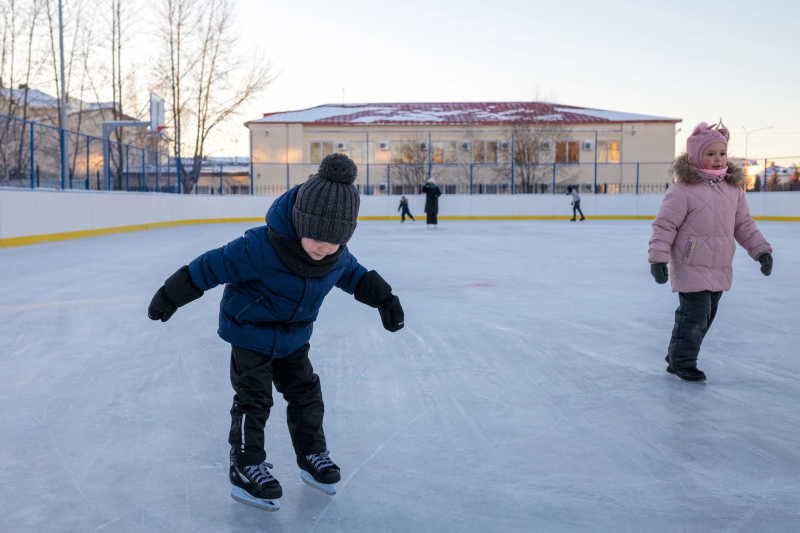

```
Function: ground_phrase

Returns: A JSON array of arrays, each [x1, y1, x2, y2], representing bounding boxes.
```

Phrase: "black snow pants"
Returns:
[[666, 291, 722, 369], [572, 201, 584, 220], [401, 207, 415, 221], [426, 213, 438, 225], [228, 343, 326, 467]]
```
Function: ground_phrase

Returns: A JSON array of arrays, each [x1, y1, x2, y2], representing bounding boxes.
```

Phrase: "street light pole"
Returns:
[[742, 126, 773, 190], [58, 0, 68, 189]]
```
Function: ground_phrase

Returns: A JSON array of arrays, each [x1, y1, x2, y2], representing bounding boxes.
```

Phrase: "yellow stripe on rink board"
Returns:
[[2, 214, 798, 248], [0, 218, 263, 248], [357, 215, 658, 221]]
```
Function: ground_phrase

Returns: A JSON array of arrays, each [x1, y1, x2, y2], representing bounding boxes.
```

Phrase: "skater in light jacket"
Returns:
[[648, 123, 773, 382], [147, 154, 404, 511], [566, 186, 585, 221]]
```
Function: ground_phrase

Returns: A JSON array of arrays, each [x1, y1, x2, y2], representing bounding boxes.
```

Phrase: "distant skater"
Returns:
[[648, 122, 773, 382], [398, 196, 415, 222], [566, 186, 585, 221], [421, 178, 441, 229]]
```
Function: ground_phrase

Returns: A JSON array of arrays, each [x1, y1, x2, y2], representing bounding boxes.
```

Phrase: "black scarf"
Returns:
[[268, 228, 345, 278]]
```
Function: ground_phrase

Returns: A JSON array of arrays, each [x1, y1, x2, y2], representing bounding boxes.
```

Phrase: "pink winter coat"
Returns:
[[648, 154, 771, 293]]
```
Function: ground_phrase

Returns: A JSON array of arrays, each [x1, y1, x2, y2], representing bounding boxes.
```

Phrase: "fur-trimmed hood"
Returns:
[[670, 152, 745, 189]]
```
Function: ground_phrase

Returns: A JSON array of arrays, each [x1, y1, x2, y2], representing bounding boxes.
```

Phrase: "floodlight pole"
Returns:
[[58, 0, 68, 189], [102, 121, 150, 190]]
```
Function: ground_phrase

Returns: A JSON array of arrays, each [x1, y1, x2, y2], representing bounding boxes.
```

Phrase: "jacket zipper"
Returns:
[[685, 242, 694, 258], [235, 295, 264, 321]]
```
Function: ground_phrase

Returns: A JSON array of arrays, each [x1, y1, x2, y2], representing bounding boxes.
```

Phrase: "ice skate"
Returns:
[[298, 451, 340, 495], [229, 451, 282, 511], [666, 365, 706, 382]]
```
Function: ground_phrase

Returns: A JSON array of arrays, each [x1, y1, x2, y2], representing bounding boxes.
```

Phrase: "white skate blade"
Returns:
[[300, 470, 337, 495], [230, 486, 280, 512]]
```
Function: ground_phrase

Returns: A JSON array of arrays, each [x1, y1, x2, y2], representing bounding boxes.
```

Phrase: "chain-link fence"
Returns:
[[1, 113, 175, 192]]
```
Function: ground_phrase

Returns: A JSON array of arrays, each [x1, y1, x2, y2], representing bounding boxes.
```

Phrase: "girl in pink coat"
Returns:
[[648, 123, 773, 382]]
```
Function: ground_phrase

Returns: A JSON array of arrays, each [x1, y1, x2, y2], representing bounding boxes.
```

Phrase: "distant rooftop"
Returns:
[[247, 102, 681, 127], [1, 87, 114, 113]]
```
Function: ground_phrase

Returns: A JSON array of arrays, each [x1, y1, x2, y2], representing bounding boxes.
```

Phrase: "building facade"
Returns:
[[246, 102, 681, 194]]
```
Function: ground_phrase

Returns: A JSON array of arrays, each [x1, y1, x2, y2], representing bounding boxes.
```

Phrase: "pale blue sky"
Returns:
[[232, 0, 800, 162]]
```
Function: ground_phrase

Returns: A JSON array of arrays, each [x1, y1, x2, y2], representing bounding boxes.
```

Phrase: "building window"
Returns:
[[596, 141, 620, 164], [514, 141, 539, 164], [473, 141, 498, 165], [349, 141, 375, 164], [431, 141, 457, 164], [310, 141, 334, 164], [556, 141, 579, 164], [391, 141, 419, 164]]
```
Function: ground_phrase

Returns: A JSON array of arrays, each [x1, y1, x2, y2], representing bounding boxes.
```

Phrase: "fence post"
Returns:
[[387, 162, 390, 195], [156, 153, 160, 193], [286, 162, 289, 192], [30, 123, 35, 189], [428, 131, 432, 184], [220, 164, 223, 195], [249, 129, 253, 196], [511, 132, 514, 195], [552, 163, 556, 195], [763, 159, 767, 192], [469, 163, 473, 195], [86, 138, 90, 190], [593, 130, 598, 194], [126, 145, 129, 192], [141, 149, 145, 192], [636, 163, 640, 195], [177, 157, 182, 194]]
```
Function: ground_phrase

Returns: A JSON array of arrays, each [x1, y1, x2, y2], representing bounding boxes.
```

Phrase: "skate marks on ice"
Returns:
[[307, 403, 434, 532]]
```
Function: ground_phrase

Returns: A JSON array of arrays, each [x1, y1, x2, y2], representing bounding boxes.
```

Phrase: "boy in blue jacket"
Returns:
[[147, 154, 404, 512]]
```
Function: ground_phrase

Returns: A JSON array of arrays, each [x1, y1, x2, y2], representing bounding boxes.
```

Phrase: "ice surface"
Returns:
[[1, 220, 798, 532]]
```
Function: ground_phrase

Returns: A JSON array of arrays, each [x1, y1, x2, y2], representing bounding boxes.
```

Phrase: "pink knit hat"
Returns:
[[687, 122, 728, 169]]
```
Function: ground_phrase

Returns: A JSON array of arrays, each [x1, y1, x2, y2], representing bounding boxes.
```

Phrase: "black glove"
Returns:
[[758, 252, 773, 276], [354, 270, 405, 332], [650, 263, 669, 284], [148, 266, 204, 322]]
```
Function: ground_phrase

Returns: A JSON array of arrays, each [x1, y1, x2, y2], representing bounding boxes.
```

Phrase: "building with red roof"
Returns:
[[246, 102, 681, 194]]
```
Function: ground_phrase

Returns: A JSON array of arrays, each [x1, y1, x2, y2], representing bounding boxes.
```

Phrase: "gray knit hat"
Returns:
[[292, 153, 360, 244]]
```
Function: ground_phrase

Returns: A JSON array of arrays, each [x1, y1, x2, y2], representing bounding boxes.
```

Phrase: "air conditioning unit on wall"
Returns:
[[500, 140, 511, 151], [335, 141, 348, 151], [460, 140, 471, 151], [539, 139, 553, 150], [582, 140, 595, 151], [419, 141, 429, 151], [379, 141, 390, 151]]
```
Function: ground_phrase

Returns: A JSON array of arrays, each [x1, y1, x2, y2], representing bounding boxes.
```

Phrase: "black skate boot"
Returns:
[[298, 450, 340, 495], [229, 450, 282, 511], [666, 365, 706, 382]]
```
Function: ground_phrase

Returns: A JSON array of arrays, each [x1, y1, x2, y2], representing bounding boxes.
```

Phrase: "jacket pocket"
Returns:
[[234, 295, 264, 322], [684, 237, 698, 265]]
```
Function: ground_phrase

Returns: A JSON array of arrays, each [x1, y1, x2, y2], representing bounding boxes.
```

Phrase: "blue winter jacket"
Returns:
[[188, 186, 367, 358]]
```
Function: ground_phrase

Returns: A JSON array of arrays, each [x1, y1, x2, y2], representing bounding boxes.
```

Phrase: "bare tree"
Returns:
[[388, 134, 445, 193], [155, 0, 274, 193], [496, 109, 576, 193]]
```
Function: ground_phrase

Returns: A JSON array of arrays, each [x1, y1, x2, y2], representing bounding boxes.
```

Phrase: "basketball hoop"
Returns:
[[157, 125, 179, 133]]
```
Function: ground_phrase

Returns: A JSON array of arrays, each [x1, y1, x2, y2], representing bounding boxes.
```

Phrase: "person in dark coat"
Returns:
[[421, 178, 441, 228], [147, 154, 404, 511], [398, 196, 415, 222]]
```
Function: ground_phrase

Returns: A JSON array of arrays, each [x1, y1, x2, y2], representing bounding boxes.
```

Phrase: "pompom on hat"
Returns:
[[687, 121, 729, 169], [292, 153, 360, 245]]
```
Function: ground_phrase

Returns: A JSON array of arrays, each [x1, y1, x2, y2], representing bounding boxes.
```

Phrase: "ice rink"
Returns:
[[1, 219, 798, 532]]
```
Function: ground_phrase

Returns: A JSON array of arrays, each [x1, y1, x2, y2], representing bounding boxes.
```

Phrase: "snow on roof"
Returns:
[[0, 87, 61, 108], [247, 102, 680, 127]]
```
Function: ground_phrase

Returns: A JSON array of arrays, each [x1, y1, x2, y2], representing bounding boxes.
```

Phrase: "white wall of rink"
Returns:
[[1, 187, 799, 246]]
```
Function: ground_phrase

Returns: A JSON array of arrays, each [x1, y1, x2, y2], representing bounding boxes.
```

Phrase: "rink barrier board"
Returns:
[[2, 188, 799, 248], [5, 215, 799, 248]]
